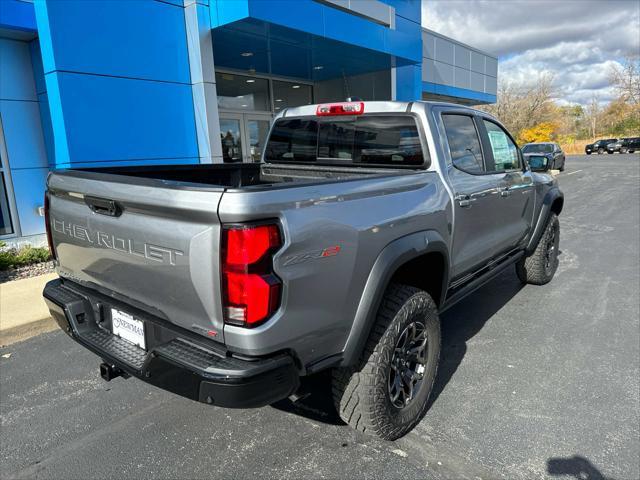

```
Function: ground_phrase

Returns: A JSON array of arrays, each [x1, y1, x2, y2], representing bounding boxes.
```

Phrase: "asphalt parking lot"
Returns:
[[1, 154, 638, 480]]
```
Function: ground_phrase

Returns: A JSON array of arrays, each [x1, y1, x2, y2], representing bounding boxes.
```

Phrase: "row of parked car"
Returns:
[[585, 137, 640, 155]]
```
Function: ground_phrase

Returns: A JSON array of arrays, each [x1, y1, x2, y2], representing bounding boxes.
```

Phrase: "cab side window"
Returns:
[[442, 114, 484, 174], [482, 119, 520, 172]]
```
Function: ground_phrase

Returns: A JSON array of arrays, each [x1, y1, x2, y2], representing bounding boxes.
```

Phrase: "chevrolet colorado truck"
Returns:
[[43, 101, 563, 440]]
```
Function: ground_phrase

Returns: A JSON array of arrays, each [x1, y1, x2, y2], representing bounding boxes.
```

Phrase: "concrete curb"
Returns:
[[0, 272, 58, 346], [0, 317, 57, 347]]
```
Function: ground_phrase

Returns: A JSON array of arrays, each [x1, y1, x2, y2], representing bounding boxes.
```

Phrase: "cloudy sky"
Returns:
[[422, 0, 640, 105]]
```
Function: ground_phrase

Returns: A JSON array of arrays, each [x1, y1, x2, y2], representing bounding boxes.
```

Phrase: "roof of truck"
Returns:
[[278, 100, 482, 119]]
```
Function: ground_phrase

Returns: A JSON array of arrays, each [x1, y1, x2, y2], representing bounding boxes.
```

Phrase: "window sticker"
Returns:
[[488, 130, 513, 166]]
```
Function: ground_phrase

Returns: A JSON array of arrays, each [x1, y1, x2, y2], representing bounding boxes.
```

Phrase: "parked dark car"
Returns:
[[585, 139, 617, 155], [607, 137, 640, 154], [521, 142, 565, 171]]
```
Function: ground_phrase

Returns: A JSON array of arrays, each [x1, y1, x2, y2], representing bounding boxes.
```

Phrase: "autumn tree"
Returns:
[[517, 122, 556, 144]]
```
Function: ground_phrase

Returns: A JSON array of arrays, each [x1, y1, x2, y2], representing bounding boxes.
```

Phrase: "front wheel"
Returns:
[[586, 151, 592, 155], [598, 148, 604, 154], [332, 284, 440, 440], [517, 213, 560, 285], [620, 147, 628, 154]]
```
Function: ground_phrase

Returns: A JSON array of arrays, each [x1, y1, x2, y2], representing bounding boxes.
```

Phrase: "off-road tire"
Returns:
[[516, 213, 560, 285], [332, 284, 440, 440]]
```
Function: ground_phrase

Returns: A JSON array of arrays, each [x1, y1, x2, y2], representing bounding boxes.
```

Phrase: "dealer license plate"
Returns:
[[111, 308, 146, 350]]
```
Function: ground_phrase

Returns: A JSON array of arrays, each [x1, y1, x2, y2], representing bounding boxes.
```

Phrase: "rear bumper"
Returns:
[[43, 279, 299, 408]]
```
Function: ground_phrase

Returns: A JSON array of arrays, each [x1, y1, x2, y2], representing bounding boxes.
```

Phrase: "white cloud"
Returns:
[[422, 0, 640, 105]]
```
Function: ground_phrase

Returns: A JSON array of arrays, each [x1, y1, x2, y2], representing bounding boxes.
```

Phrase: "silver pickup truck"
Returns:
[[43, 101, 563, 440]]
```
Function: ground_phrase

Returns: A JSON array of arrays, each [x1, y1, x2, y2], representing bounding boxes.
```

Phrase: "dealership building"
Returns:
[[0, 0, 497, 244]]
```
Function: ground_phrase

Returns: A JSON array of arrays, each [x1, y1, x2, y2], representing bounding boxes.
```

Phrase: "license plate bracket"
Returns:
[[111, 308, 146, 350]]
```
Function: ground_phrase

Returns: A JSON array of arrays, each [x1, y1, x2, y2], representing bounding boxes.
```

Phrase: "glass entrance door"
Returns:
[[219, 116, 243, 163], [245, 115, 271, 162], [219, 113, 272, 163]]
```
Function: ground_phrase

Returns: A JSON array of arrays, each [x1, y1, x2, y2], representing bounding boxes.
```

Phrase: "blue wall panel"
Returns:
[[34, 0, 199, 169], [0, 100, 48, 169], [0, 35, 48, 237], [394, 15, 421, 38], [248, 0, 325, 38], [0, 37, 37, 101], [8, 167, 48, 237], [36, 0, 191, 84], [322, 5, 385, 52], [54, 72, 198, 164], [37, 92, 55, 166], [29, 39, 46, 95], [385, 0, 420, 23], [0, 0, 37, 31], [396, 64, 421, 101], [212, 0, 421, 63]]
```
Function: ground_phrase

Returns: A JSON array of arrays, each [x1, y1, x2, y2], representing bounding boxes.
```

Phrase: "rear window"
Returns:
[[264, 115, 427, 167], [522, 144, 553, 154]]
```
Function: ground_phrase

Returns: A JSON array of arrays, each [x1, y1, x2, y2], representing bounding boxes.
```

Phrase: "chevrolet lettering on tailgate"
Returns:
[[52, 218, 183, 265]]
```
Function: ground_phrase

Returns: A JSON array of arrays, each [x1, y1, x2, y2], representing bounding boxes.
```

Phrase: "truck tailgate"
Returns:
[[47, 171, 226, 343]]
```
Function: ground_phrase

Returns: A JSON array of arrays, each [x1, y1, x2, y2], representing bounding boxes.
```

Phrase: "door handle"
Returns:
[[455, 194, 476, 208], [500, 189, 512, 198]]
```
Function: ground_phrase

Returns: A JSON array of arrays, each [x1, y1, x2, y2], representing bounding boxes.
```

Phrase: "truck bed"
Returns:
[[71, 162, 406, 190]]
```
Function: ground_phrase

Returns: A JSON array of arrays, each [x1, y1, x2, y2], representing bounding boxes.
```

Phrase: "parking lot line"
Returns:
[[566, 169, 583, 175]]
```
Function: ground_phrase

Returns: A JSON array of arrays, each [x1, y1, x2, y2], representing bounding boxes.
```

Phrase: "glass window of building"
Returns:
[[273, 81, 313, 112], [0, 173, 13, 236], [0, 139, 13, 235], [216, 73, 270, 111]]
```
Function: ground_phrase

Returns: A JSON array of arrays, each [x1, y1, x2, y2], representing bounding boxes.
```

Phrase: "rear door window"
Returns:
[[442, 114, 485, 174], [265, 115, 426, 167]]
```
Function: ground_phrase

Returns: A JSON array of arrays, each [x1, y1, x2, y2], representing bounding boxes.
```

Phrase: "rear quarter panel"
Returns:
[[218, 172, 451, 369]]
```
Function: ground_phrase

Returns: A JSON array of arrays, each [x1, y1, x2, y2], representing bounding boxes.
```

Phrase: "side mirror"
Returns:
[[527, 155, 550, 172]]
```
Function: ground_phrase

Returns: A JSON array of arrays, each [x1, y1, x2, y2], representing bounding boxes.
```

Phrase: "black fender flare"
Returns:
[[340, 230, 449, 367], [526, 187, 564, 255]]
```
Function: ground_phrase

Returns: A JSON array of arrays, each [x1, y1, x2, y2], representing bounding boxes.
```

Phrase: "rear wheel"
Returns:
[[332, 284, 440, 440], [517, 213, 560, 285]]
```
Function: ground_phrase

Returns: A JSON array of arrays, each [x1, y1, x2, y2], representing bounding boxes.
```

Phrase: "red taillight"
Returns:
[[316, 102, 364, 116], [44, 192, 57, 260], [222, 223, 282, 327]]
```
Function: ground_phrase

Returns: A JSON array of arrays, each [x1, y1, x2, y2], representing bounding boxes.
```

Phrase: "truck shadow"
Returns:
[[427, 268, 524, 409], [272, 268, 524, 426]]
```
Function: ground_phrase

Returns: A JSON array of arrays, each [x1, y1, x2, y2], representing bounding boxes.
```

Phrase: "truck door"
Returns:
[[441, 113, 503, 279], [478, 118, 535, 256]]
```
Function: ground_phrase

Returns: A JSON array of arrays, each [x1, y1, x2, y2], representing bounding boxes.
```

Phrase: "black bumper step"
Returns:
[[43, 279, 299, 408]]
